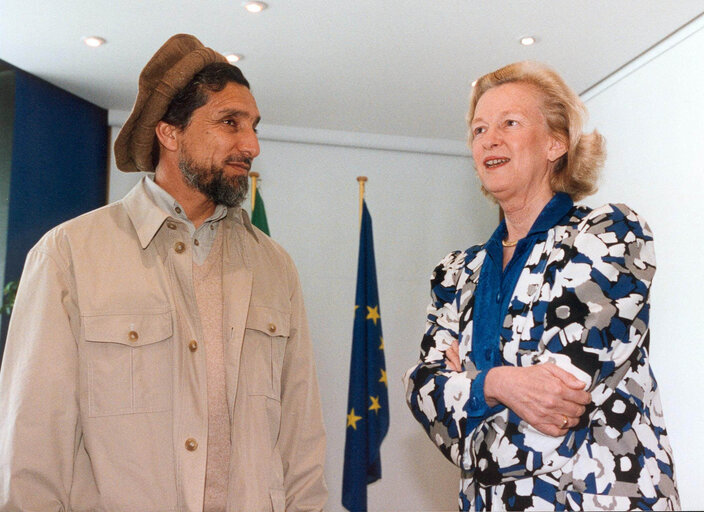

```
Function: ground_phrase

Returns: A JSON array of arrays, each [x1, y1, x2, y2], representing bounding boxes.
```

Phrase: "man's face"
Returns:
[[175, 82, 261, 207]]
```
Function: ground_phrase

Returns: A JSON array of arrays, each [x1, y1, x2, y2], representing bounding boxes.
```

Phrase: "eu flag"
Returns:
[[342, 200, 389, 512]]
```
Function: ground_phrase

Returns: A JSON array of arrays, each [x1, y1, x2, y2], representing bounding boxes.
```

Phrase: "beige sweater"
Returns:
[[193, 226, 230, 511]]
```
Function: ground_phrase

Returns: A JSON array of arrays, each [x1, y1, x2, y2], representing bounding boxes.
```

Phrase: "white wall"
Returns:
[[582, 18, 704, 510], [107, 17, 704, 509], [108, 128, 496, 512]]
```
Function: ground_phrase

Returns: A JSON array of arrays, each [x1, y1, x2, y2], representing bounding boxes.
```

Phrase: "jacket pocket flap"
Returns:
[[83, 312, 173, 346], [245, 306, 290, 337]]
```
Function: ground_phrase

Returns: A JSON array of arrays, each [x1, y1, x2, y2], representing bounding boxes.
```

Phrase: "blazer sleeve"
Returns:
[[404, 249, 503, 467], [0, 244, 81, 510], [466, 204, 657, 484], [278, 258, 328, 511]]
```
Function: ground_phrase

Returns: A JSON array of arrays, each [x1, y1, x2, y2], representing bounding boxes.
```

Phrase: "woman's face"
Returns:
[[470, 82, 566, 204]]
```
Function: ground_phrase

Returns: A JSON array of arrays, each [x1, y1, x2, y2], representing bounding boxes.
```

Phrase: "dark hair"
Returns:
[[153, 62, 250, 167]]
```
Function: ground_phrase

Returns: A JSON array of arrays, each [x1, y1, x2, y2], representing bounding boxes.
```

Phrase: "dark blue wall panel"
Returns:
[[1, 69, 108, 351]]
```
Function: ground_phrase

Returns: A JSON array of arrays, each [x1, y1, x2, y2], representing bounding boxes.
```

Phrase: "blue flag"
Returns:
[[342, 200, 389, 512]]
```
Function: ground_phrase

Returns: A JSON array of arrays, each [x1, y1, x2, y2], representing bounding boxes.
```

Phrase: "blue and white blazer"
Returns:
[[404, 203, 679, 511]]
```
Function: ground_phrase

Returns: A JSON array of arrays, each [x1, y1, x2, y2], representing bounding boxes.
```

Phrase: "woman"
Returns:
[[404, 61, 679, 511]]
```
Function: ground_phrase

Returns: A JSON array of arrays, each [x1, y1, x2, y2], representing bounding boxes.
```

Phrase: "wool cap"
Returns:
[[114, 34, 227, 173]]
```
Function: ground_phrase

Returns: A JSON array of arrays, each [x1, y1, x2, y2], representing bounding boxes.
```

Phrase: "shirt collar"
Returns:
[[528, 192, 574, 235], [143, 174, 228, 227], [486, 192, 574, 249], [122, 176, 259, 249]]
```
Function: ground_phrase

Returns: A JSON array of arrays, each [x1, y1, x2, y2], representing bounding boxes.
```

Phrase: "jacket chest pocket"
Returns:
[[82, 311, 173, 417], [242, 306, 290, 400]]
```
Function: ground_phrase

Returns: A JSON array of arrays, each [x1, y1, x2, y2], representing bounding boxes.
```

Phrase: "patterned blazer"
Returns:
[[404, 203, 679, 511]]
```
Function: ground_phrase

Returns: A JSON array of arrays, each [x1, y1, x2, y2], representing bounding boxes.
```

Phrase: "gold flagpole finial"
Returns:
[[357, 176, 367, 226], [249, 171, 260, 212]]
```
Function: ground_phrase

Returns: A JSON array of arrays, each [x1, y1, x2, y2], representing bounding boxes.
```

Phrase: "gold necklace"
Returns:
[[502, 239, 518, 248]]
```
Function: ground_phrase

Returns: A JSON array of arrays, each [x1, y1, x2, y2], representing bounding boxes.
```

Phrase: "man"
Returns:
[[0, 34, 327, 511]]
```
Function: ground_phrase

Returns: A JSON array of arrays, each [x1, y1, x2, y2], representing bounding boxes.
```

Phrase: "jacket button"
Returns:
[[188, 340, 198, 352], [128, 330, 139, 342], [174, 242, 186, 253], [185, 438, 198, 451], [166, 221, 177, 230], [268, 323, 276, 333]]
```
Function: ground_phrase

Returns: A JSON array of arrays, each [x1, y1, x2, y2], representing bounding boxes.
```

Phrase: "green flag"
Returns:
[[251, 187, 270, 236]]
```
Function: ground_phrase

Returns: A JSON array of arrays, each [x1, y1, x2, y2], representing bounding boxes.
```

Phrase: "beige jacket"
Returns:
[[0, 178, 327, 511]]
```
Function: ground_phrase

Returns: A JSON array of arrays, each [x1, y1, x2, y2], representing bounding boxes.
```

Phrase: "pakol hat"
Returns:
[[114, 34, 227, 173]]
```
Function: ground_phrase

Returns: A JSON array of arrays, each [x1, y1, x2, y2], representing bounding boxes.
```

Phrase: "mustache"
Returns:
[[224, 156, 252, 170]]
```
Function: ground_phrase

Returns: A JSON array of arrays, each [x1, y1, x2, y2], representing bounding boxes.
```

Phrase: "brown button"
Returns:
[[128, 330, 139, 342], [268, 323, 276, 333], [166, 221, 177, 230], [185, 438, 198, 451], [193, 239, 200, 246], [188, 340, 198, 352], [174, 242, 185, 253], [175, 206, 182, 214]]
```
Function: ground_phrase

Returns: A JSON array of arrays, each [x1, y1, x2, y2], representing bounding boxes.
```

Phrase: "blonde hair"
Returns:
[[468, 61, 605, 201]]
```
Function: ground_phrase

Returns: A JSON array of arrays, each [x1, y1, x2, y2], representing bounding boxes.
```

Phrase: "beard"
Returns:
[[178, 153, 249, 208]]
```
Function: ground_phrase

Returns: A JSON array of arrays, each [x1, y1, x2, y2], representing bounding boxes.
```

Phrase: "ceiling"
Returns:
[[2, 1, 703, 141]]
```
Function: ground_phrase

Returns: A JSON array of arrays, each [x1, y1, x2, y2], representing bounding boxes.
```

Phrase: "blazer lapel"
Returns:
[[457, 250, 485, 336]]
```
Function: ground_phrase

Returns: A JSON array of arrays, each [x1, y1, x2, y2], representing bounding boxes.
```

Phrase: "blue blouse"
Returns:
[[466, 193, 575, 427]]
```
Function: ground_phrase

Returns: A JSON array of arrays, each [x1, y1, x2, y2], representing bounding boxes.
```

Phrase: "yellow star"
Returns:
[[366, 305, 380, 325], [347, 408, 362, 430], [379, 368, 387, 387], [369, 396, 381, 413], [379, 336, 385, 350], [354, 305, 359, 312]]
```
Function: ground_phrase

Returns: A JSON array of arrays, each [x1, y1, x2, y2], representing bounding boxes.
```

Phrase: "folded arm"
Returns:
[[466, 205, 656, 483], [404, 250, 504, 467]]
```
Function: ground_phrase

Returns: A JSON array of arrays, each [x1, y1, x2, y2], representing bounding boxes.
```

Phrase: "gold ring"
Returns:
[[561, 415, 568, 428]]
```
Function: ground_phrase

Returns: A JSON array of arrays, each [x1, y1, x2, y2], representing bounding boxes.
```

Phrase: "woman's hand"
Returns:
[[445, 340, 462, 372], [442, 341, 590, 436], [484, 364, 591, 437]]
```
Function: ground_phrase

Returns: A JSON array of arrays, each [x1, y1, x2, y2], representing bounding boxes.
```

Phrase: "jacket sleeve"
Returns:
[[278, 260, 328, 511], [0, 244, 80, 511], [404, 250, 503, 467], [466, 204, 657, 484]]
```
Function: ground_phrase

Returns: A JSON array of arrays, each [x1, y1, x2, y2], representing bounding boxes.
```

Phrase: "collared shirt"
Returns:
[[466, 193, 575, 423], [144, 174, 228, 265], [0, 177, 328, 511]]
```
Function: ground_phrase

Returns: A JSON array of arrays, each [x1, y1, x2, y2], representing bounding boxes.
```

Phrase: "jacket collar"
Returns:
[[227, 203, 260, 243], [487, 192, 574, 250], [121, 176, 259, 249]]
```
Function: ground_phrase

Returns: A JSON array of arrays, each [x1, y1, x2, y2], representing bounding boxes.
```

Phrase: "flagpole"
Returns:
[[249, 171, 259, 212], [357, 176, 367, 226]]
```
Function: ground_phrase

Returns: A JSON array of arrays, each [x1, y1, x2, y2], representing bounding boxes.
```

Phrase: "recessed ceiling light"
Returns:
[[520, 36, 536, 46], [243, 1, 268, 13], [82, 36, 106, 48], [225, 53, 244, 64]]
